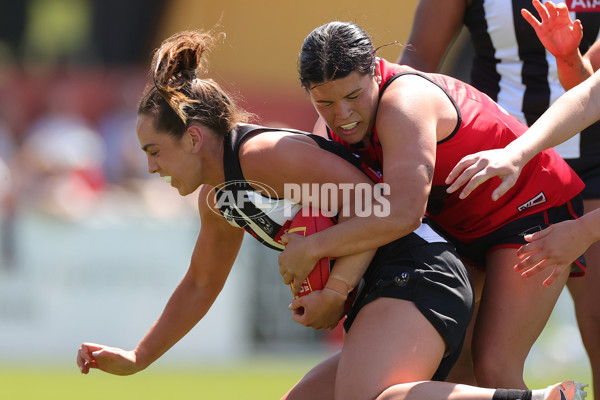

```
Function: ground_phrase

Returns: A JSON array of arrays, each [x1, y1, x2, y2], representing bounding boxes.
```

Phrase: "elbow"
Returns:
[[384, 211, 423, 240]]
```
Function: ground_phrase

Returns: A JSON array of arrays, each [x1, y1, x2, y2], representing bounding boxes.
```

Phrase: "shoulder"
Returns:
[[378, 72, 454, 123]]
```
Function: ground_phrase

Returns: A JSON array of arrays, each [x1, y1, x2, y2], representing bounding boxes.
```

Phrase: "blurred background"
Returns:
[[0, 0, 591, 398]]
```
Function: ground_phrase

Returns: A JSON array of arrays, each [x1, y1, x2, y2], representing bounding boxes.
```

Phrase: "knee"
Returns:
[[373, 386, 407, 400]]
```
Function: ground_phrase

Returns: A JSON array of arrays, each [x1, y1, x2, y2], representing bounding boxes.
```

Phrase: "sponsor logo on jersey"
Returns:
[[517, 192, 547, 212], [568, 0, 600, 12]]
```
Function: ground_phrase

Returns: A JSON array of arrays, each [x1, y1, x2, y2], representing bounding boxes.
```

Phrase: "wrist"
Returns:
[[307, 234, 326, 263], [579, 211, 600, 244], [132, 347, 153, 372], [325, 276, 352, 299], [555, 48, 582, 67], [505, 141, 534, 168]]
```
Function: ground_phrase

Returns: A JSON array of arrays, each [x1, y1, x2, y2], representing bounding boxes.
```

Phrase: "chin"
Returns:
[[337, 130, 366, 145], [177, 187, 191, 196]]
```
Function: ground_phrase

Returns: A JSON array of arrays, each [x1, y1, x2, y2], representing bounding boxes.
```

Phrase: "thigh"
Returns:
[[474, 247, 568, 362], [568, 198, 600, 340], [282, 351, 340, 400], [335, 298, 446, 400]]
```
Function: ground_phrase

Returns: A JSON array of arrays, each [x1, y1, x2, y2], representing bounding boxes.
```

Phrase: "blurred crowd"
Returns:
[[0, 0, 196, 271]]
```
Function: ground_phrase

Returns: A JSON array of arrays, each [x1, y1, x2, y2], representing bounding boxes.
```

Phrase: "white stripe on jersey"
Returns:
[[414, 221, 447, 244], [223, 189, 302, 250], [482, 0, 600, 158]]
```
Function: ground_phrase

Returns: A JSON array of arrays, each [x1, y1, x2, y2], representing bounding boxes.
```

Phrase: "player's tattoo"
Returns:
[[425, 164, 434, 184]]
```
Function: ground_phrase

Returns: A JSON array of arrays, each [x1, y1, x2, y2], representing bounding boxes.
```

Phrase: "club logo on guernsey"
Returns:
[[569, 0, 600, 12], [517, 192, 547, 212]]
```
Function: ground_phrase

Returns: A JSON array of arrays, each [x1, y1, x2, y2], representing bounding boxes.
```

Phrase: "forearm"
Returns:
[[134, 272, 218, 369], [327, 249, 377, 294], [578, 208, 600, 246], [398, 0, 466, 71], [505, 71, 600, 162], [555, 48, 594, 90], [309, 212, 420, 261]]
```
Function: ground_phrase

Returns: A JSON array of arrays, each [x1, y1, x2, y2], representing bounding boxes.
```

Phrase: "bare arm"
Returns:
[[584, 38, 600, 73], [280, 74, 446, 290], [446, 68, 600, 199], [398, 0, 467, 72], [521, 0, 591, 90], [77, 186, 244, 375]]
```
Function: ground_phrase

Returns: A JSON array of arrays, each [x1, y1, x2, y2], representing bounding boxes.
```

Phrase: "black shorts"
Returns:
[[428, 196, 586, 276], [566, 157, 600, 200], [343, 233, 474, 381]]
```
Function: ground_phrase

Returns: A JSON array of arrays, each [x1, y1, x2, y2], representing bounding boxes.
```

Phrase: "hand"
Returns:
[[514, 220, 590, 286], [522, 0, 583, 59], [289, 289, 346, 330], [279, 232, 319, 295], [445, 148, 522, 200], [77, 343, 142, 376]]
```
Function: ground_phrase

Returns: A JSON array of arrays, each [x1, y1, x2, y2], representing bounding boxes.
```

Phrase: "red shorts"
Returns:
[[428, 196, 586, 277]]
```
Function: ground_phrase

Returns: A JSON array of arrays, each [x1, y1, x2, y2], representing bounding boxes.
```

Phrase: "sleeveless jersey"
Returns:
[[216, 123, 445, 250], [327, 58, 584, 243], [464, 0, 600, 161]]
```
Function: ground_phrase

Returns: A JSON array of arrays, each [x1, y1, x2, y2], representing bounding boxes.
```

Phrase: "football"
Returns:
[[287, 209, 336, 297]]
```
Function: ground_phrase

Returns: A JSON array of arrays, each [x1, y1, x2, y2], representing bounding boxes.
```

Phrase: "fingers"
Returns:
[[77, 343, 101, 374], [490, 175, 518, 201], [533, 0, 552, 21], [555, 2, 570, 19], [521, 7, 540, 29], [445, 155, 511, 199], [292, 278, 304, 295], [279, 265, 292, 285], [522, 225, 553, 245], [445, 156, 478, 188], [542, 265, 561, 287], [574, 19, 584, 36], [279, 233, 290, 246], [290, 299, 307, 326], [456, 170, 495, 199]]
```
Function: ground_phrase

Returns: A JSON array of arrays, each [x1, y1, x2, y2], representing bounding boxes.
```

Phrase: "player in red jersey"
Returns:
[[278, 21, 586, 390]]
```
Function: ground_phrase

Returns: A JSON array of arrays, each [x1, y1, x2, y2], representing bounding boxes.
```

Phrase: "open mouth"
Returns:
[[164, 176, 172, 183], [340, 122, 358, 131]]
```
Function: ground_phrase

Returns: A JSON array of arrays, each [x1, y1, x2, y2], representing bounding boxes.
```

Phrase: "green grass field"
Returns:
[[0, 357, 592, 400], [0, 358, 312, 400]]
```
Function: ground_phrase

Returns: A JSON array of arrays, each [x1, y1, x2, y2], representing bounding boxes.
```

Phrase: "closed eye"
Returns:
[[316, 101, 333, 108]]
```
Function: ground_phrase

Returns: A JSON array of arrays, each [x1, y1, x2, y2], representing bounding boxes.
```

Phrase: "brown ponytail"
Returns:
[[138, 29, 253, 139]]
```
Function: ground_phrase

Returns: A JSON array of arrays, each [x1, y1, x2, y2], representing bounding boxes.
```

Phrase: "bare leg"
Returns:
[[282, 351, 339, 400], [335, 298, 446, 399], [446, 264, 485, 385], [377, 381, 496, 400], [472, 248, 569, 388], [567, 196, 600, 400]]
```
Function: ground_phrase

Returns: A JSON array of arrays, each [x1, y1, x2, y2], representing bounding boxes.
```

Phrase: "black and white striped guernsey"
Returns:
[[464, 0, 600, 161]]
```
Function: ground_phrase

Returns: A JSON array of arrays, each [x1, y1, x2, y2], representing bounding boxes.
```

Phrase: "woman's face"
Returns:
[[308, 71, 380, 145], [136, 113, 203, 196]]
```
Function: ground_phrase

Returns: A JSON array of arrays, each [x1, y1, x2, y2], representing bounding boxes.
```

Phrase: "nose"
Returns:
[[147, 157, 159, 174], [334, 100, 352, 119]]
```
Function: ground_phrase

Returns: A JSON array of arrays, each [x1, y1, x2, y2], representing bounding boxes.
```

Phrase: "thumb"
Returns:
[[524, 226, 552, 242], [279, 233, 290, 246], [289, 297, 304, 311]]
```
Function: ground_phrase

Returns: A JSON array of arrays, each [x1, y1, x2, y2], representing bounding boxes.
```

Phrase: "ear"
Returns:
[[374, 63, 382, 85], [185, 125, 204, 153]]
